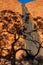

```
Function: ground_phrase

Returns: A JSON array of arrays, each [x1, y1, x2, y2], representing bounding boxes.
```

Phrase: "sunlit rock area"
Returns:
[[0, 0, 43, 65]]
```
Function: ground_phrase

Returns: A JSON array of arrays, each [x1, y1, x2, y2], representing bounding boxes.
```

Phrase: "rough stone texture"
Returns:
[[0, 0, 43, 65]]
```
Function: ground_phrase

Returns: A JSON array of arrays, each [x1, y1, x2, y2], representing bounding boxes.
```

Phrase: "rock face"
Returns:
[[0, 9, 25, 57], [0, 0, 43, 65], [0, 0, 22, 13], [26, 0, 43, 56]]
